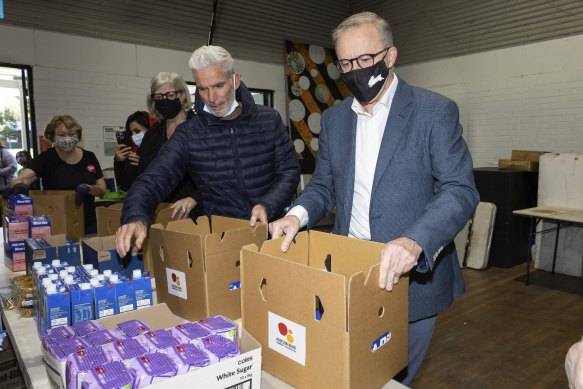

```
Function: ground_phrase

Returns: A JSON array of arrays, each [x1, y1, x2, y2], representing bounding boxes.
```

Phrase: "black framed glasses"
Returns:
[[150, 90, 184, 100], [334, 47, 391, 74]]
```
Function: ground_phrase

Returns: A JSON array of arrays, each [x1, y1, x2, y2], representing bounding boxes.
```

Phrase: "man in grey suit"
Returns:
[[270, 11, 479, 387]]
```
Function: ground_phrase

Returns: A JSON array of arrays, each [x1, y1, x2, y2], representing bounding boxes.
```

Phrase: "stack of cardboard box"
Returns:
[[498, 150, 550, 172]]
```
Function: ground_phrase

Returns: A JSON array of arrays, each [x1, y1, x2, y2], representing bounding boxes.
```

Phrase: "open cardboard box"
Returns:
[[96, 203, 174, 275], [25, 234, 82, 272], [42, 303, 262, 389], [241, 230, 408, 389], [149, 216, 267, 322], [30, 190, 85, 242]]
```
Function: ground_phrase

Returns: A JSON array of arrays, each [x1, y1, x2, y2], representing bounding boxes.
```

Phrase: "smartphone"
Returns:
[[116, 131, 138, 153]]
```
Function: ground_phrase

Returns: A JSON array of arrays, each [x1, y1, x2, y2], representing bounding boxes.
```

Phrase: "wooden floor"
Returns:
[[413, 266, 583, 389]]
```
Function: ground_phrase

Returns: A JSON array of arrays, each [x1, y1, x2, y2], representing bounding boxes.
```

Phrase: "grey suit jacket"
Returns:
[[295, 77, 479, 322]]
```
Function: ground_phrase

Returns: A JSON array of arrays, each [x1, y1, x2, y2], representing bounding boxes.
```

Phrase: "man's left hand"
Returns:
[[379, 237, 422, 291], [250, 204, 268, 226]]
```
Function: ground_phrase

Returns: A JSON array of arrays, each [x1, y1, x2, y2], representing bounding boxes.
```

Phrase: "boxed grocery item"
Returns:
[[82, 235, 143, 276], [28, 215, 52, 238], [42, 303, 262, 389], [30, 190, 84, 242], [241, 230, 408, 389], [3, 216, 29, 243], [24, 235, 82, 270], [5, 193, 33, 217], [149, 216, 267, 322], [4, 241, 26, 272]]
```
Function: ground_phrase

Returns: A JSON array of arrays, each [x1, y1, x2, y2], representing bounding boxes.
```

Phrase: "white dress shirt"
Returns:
[[287, 74, 399, 239]]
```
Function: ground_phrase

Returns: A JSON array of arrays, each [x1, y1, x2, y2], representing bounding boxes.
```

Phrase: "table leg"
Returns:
[[526, 217, 534, 286], [551, 221, 560, 274]]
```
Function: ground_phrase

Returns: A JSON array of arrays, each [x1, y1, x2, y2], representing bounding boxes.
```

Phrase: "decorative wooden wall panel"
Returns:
[[285, 40, 350, 168]]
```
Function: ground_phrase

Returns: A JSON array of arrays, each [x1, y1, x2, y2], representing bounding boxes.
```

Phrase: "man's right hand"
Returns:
[[269, 215, 301, 252], [115, 221, 147, 257]]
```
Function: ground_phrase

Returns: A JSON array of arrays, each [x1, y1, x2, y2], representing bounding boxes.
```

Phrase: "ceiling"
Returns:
[[2, 0, 583, 66]]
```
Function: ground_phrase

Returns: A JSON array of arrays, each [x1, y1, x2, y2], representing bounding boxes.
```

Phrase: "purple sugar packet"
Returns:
[[42, 336, 67, 360], [108, 337, 151, 363], [201, 335, 240, 361], [66, 346, 112, 389], [73, 320, 104, 338], [46, 325, 76, 342], [85, 329, 125, 347], [131, 352, 178, 387], [197, 316, 237, 341], [167, 343, 211, 374], [172, 322, 212, 345], [59, 337, 91, 360], [142, 329, 179, 350], [116, 319, 150, 338], [81, 361, 134, 389]]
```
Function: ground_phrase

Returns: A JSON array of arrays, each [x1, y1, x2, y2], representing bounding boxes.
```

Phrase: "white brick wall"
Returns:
[[398, 34, 583, 167], [0, 25, 286, 170]]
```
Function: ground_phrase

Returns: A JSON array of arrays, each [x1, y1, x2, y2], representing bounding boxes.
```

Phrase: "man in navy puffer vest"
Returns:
[[116, 45, 300, 256]]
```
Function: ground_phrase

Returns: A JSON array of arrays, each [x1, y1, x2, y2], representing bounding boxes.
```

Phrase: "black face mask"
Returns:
[[155, 98, 182, 119], [340, 59, 390, 104]]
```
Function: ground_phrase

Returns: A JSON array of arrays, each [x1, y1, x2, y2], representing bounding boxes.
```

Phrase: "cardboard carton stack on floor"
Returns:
[[498, 150, 550, 172], [241, 230, 408, 389], [149, 216, 267, 322]]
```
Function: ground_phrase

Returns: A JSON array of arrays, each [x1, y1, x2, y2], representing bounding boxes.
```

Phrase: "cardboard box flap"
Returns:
[[204, 224, 267, 255], [152, 207, 176, 226], [83, 235, 117, 252], [150, 225, 209, 321], [96, 205, 123, 237], [43, 234, 69, 247], [348, 265, 408, 388], [241, 245, 347, 325], [99, 302, 182, 330], [210, 215, 255, 233], [258, 231, 310, 266], [309, 231, 384, 277], [165, 217, 211, 235], [30, 190, 76, 197]]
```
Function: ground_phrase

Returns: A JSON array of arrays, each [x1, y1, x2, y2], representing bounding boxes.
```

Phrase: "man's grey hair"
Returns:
[[188, 45, 235, 78], [332, 12, 393, 48]]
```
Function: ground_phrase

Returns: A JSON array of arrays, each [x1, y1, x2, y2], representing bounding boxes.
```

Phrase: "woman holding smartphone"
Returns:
[[113, 111, 152, 191]]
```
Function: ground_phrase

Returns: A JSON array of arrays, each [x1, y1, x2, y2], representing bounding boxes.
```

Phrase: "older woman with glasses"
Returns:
[[137, 72, 200, 219]]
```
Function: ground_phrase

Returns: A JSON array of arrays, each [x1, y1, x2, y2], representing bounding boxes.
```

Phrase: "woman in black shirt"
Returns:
[[11, 114, 106, 234]]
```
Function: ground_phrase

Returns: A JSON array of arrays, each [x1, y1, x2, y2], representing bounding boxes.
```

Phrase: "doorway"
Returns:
[[0, 64, 37, 158]]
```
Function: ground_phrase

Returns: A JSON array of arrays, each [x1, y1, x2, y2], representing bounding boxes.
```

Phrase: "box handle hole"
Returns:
[[159, 246, 165, 262], [187, 251, 194, 269], [378, 306, 385, 317], [315, 295, 325, 321], [324, 254, 331, 272], [259, 278, 268, 301]]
